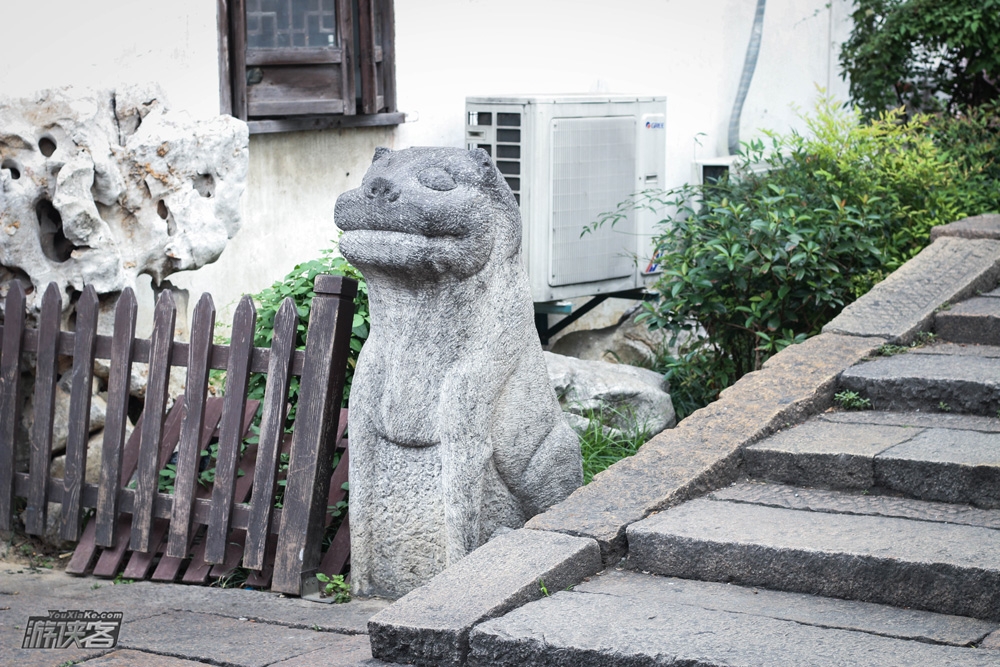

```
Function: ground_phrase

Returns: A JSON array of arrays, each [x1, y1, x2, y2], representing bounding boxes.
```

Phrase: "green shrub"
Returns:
[[245, 247, 369, 418], [591, 96, 997, 418], [925, 102, 1000, 216]]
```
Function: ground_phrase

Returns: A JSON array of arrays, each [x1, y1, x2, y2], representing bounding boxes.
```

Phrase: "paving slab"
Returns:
[[469, 573, 999, 667], [119, 610, 363, 667], [527, 333, 884, 562], [88, 581, 388, 634], [819, 409, 1000, 432], [744, 420, 922, 489], [711, 481, 1000, 529], [626, 498, 1000, 619], [269, 636, 391, 666], [875, 428, 1000, 508], [839, 352, 1000, 415], [74, 649, 214, 665], [0, 560, 392, 666], [823, 236, 1000, 342], [367, 528, 601, 667], [935, 297, 1000, 345], [0, 563, 388, 635]]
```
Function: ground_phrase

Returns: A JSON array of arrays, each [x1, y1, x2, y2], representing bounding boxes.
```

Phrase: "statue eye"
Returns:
[[417, 167, 457, 191]]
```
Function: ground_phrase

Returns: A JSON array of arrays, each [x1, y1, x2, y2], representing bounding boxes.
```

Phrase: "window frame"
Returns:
[[218, 0, 401, 134]]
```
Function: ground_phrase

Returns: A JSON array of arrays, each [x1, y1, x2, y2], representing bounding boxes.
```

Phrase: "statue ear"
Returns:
[[469, 147, 496, 184], [372, 147, 392, 163]]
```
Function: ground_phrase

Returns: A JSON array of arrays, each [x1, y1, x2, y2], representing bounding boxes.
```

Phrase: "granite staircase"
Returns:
[[466, 290, 1000, 664]]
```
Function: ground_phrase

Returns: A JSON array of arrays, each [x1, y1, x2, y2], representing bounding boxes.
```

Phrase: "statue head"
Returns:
[[334, 147, 521, 283]]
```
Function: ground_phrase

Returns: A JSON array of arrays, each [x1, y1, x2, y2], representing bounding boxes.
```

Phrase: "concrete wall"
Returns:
[[1, 0, 853, 331]]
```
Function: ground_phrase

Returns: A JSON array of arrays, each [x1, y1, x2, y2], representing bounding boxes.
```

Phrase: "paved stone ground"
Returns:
[[0, 560, 392, 667]]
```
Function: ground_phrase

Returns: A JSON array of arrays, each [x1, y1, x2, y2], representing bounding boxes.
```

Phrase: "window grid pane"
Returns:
[[247, 0, 338, 49]]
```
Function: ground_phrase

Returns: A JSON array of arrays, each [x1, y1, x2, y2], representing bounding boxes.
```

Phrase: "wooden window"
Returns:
[[218, 0, 401, 134]]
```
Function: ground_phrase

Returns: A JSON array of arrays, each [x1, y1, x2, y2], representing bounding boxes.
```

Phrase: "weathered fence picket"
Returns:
[[167, 293, 215, 558], [96, 286, 137, 547], [0, 283, 26, 532], [25, 283, 61, 535], [132, 290, 177, 552], [0, 275, 357, 596], [205, 295, 256, 564], [61, 285, 99, 541], [245, 298, 299, 571]]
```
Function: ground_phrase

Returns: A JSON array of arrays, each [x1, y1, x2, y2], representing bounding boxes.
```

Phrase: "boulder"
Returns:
[[49, 429, 115, 486], [545, 351, 676, 438], [51, 385, 107, 456], [551, 307, 672, 367]]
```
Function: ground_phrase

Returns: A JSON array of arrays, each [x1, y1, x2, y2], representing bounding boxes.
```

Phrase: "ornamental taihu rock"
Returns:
[[0, 85, 248, 321]]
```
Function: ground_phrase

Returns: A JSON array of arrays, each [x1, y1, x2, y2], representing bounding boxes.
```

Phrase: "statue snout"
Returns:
[[365, 176, 400, 203]]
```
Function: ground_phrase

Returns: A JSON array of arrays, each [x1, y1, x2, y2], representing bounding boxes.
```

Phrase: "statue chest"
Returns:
[[361, 340, 452, 447]]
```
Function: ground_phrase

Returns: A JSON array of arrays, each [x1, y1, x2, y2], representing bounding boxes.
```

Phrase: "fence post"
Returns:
[[25, 284, 62, 535], [0, 282, 26, 531], [272, 274, 357, 596]]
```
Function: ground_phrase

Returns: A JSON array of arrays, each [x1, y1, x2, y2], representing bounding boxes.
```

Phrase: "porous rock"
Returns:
[[544, 351, 675, 438], [0, 85, 248, 321], [335, 147, 583, 599]]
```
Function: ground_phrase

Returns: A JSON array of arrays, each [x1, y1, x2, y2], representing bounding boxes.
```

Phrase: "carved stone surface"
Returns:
[[0, 85, 248, 319], [335, 147, 583, 599]]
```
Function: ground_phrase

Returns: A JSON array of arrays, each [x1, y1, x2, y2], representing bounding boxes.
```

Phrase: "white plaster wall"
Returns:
[[0, 0, 220, 119], [0, 0, 853, 330]]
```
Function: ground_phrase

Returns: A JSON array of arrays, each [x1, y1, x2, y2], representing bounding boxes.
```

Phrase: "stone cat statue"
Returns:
[[334, 146, 582, 598]]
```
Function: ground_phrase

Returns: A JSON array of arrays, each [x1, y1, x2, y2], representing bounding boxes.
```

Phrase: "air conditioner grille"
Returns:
[[548, 116, 636, 287]]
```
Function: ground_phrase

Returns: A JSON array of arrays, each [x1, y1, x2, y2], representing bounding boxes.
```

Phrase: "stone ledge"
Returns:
[[930, 214, 1000, 242], [822, 237, 1000, 343], [367, 528, 601, 667], [525, 333, 885, 563]]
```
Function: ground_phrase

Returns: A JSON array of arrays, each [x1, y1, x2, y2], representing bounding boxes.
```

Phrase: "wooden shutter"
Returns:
[[230, 0, 356, 120], [357, 0, 396, 115]]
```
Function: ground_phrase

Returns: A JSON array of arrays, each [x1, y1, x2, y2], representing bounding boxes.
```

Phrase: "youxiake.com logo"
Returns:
[[21, 610, 123, 649]]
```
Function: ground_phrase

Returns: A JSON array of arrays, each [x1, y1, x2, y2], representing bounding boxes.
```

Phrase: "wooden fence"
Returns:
[[0, 274, 356, 597]]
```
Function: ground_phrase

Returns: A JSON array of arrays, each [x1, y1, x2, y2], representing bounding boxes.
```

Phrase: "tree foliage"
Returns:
[[840, 0, 1000, 116]]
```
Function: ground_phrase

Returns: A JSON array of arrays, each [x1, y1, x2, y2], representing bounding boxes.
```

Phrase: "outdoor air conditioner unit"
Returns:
[[465, 94, 666, 304]]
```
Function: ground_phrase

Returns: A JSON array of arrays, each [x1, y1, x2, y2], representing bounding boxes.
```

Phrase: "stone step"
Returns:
[[936, 292, 1000, 345], [625, 486, 1000, 620], [838, 344, 1000, 415], [743, 414, 1000, 507], [468, 570, 1000, 666]]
